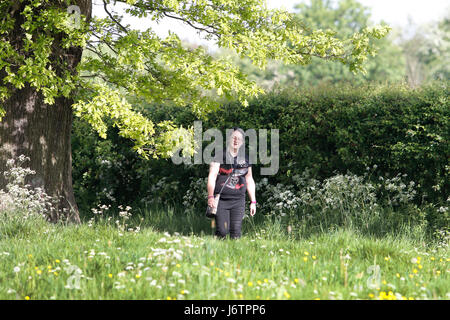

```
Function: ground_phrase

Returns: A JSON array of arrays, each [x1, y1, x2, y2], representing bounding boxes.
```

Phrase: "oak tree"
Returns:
[[0, 0, 390, 222]]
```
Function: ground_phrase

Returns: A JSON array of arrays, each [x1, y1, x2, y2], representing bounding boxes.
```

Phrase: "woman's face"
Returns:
[[229, 131, 244, 150]]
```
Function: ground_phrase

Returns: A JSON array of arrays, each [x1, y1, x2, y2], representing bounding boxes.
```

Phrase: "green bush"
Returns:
[[71, 82, 449, 237]]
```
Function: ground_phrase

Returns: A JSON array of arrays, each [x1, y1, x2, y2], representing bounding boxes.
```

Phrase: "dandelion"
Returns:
[[36, 270, 42, 275], [13, 267, 20, 273], [413, 269, 418, 274], [248, 281, 253, 287], [25, 296, 30, 300], [312, 256, 317, 260], [303, 257, 308, 262], [368, 293, 375, 299], [284, 291, 291, 299], [55, 259, 60, 263]]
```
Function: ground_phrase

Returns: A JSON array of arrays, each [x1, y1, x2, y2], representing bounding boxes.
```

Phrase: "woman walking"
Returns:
[[207, 127, 256, 239]]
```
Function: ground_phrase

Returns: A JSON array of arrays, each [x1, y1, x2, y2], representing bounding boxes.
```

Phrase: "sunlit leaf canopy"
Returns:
[[0, 0, 391, 159]]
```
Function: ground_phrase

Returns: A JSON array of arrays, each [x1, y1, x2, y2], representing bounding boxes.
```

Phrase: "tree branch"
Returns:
[[102, 0, 129, 34]]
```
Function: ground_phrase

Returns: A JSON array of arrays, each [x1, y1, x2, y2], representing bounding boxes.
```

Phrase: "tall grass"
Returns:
[[0, 210, 448, 300], [0, 156, 448, 300]]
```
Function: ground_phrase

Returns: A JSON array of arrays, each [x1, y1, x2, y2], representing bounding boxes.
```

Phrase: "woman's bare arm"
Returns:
[[245, 166, 256, 202], [207, 162, 220, 197]]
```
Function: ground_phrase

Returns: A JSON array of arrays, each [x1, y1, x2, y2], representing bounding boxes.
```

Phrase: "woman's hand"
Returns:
[[250, 203, 256, 216], [208, 197, 216, 208]]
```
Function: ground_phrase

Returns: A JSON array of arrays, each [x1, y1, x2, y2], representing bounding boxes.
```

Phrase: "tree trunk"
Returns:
[[0, 0, 92, 223]]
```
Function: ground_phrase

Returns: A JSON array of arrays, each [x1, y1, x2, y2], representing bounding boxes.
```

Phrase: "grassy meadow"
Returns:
[[0, 203, 448, 300]]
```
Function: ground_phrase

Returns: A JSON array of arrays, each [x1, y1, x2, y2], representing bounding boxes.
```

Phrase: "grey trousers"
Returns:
[[214, 197, 245, 239]]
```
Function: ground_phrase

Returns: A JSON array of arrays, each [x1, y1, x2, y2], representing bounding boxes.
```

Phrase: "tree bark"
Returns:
[[0, 0, 92, 223]]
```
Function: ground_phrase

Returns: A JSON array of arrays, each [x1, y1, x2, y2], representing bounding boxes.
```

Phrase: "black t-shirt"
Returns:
[[213, 148, 251, 200]]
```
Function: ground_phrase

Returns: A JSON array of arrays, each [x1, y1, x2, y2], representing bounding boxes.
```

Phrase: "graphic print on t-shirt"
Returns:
[[214, 148, 251, 198]]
